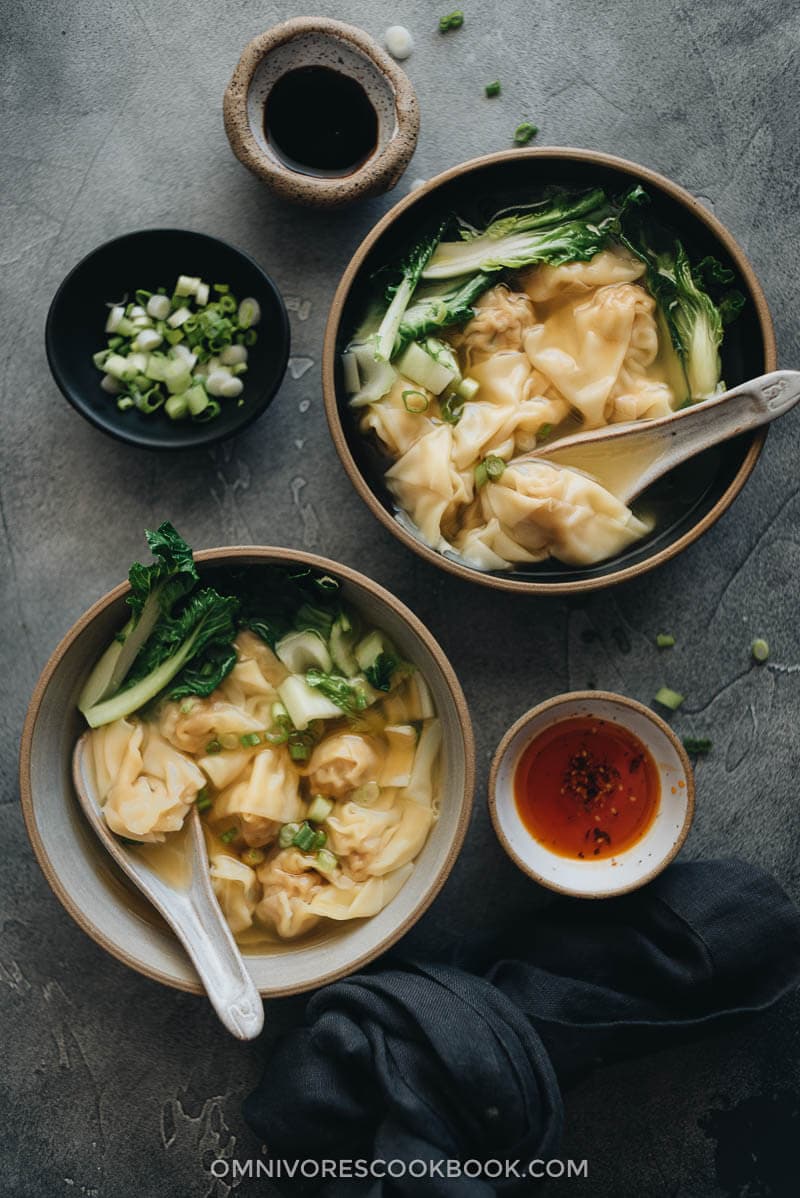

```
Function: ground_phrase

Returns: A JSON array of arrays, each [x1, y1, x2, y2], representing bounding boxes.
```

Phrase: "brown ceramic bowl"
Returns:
[[19, 547, 474, 998], [489, 691, 695, 898], [323, 148, 776, 594], [223, 18, 420, 208]]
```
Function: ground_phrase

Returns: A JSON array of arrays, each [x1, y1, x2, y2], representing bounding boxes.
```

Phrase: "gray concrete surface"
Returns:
[[2, 1, 800, 1195]]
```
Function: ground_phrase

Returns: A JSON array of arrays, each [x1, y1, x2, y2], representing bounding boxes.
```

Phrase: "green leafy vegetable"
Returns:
[[80, 525, 239, 727], [79, 522, 198, 712], [396, 272, 495, 352], [305, 668, 368, 714], [375, 223, 447, 361], [238, 567, 343, 648], [618, 196, 744, 400], [364, 652, 399, 692], [421, 188, 618, 280]]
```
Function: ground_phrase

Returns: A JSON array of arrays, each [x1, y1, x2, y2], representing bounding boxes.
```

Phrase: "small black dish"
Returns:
[[46, 228, 290, 450]]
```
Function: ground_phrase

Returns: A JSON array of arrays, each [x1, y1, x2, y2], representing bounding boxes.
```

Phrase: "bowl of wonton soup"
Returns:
[[323, 148, 776, 594], [19, 547, 475, 998]]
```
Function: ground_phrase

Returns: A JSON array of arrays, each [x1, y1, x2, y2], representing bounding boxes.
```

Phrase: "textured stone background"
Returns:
[[2, 1, 800, 1195]]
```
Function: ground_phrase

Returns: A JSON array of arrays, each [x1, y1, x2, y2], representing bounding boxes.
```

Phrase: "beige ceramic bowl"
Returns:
[[489, 691, 694, 898], [223, 17, 420, 208], [323, 148, 776, 593], [20, 547, 474, 997]]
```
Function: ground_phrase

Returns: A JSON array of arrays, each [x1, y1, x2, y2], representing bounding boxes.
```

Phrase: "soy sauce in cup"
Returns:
[[264, 65, 379, 177]]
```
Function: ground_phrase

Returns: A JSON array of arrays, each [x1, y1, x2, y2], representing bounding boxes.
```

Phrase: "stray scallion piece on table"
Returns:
[[439, 11, 464, 32], [654, 686, 685, 711], [751, 637, 769, 662], [93, 276, 261, 422], [656, 633, 676, 649], [682, 737, 712, 755], [513, 122, 539, 145], [485, 80, 501, 97]]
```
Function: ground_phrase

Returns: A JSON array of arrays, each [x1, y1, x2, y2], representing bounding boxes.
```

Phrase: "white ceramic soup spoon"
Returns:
[[73, 733, 264, 1040], [516, 370, 800, 504]]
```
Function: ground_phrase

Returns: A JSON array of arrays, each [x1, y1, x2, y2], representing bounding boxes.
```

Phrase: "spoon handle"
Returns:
[[623, 370, 800, 501], [170, 808, 265, 1040]]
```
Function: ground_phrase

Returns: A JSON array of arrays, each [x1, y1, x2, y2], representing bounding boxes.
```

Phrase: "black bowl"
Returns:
[[46, 228, 290, 450], [323, 149, 776, 594]]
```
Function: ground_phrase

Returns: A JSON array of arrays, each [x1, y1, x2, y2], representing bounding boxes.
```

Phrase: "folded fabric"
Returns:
[[244, 859, 800, 1196]]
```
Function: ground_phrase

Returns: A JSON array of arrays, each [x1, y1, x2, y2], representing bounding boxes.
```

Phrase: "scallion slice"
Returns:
[[654, 686, 685, 711]]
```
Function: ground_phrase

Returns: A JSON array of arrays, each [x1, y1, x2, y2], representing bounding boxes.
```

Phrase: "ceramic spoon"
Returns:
[[73, 733, 264, 1040], [515, 370, 800, 504]]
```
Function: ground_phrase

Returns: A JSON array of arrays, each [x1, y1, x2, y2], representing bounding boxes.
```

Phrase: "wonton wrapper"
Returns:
[[520, 246, 645, 303], [256, 848, 324, 939], [91, 718, 204, 843], [449, 284, 537, 366], [385, 425, 473, 547], [451, 353, 568, 470], [212, 746, 305, 847], [306, 864, 414, 920], [456, 460, 652, 567], [524, 282, 670, 428], [209, 849, 259, 935], [304, 733, 384, 799], [359, 374, 438, 458]]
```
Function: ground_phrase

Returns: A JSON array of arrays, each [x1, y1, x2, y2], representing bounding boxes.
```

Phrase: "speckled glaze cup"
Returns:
[[223, 17, 420, 208]]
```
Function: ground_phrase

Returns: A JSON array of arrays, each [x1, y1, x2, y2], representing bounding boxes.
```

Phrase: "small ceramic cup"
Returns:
[[223, 17, 420, 208], [489, 691, 695, 898]]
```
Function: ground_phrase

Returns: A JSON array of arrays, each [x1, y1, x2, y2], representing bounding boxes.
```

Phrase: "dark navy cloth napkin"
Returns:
[[244, 860, 800, 1195]]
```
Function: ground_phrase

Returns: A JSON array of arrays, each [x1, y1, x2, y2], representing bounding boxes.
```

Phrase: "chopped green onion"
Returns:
[[656, 634, 676, 649], [654, 686, 685, 711], [279, 822, 300, 849], [537, 423, 553, 442], [351, 781, 381, 805], [240, 732, 262, 747], [439, 10, 464, 31], [266, 725, 290, 745], [292, 822, 318, 852], [440, 392, 464, 425], [402, 388, 430, 414], [485, 80, 501, 97], [218, 732, 239, 750], [751, 638, 769, 662], [288, 739, 311, 762], [165, 393, 188, 420], [316, 848, 338, 874], [219, 827, 238, 844], [307, 795, 334, 823], [180, 700, 195, 714], [92, 274, 257, 424], [474, 454, 506, 488], [682, 737, 712, 755], [242, 848, 265, 867], [205, 739, 222, 754], [196, 789, 213, 813], [513, 122, 539, 145]]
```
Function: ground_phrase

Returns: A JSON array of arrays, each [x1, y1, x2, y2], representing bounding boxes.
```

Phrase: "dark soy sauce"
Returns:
[[265, 66, 378, 177]]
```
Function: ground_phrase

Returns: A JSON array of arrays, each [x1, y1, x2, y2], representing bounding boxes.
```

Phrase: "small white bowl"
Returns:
[[489, 691, 694, 898]]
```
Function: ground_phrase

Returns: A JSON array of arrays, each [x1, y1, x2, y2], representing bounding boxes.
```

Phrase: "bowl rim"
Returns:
[[19, 545, 475, 997], [487, 689, 695, 898], [322, 146, 777, 594], [45, 227, 291, 451]]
